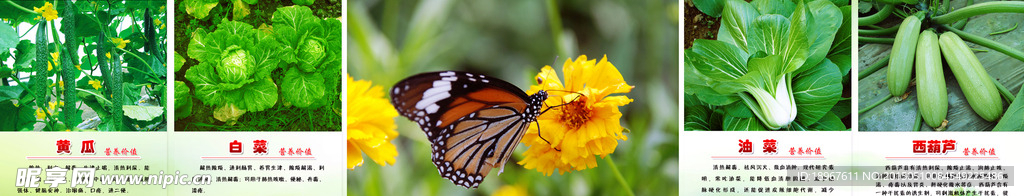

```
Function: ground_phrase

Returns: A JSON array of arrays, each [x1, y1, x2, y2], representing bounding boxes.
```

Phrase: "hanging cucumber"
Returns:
[[98, 30, 125, 131], [33, 18, 51, 131], [144, 8, 164, 77], [59, 0, 81, 126]]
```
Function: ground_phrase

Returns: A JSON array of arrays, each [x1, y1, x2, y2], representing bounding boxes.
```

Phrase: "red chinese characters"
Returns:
[[913, 140, 958, 154], [763, 139, 777, 154], [253, 140, 268, 155], [229, 140, 243, 155], [912, 140, 926, 153], [81, 140, 95, 155], [739, 139, 753, 154], [56, 140, 71, 154]]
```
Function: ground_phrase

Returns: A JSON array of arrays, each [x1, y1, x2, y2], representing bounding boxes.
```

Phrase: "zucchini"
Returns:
[[914, 30, 947, 129], [887, 15, 921, 97], [938, 32, 1003, 122]]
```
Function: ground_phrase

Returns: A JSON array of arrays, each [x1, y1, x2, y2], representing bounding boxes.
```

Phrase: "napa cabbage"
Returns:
[[185, 19, 284, 124], [272, 5, 341, 109]]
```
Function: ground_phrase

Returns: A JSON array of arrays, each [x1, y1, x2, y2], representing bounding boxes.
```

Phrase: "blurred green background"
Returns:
[[346, 0, 679, 195]]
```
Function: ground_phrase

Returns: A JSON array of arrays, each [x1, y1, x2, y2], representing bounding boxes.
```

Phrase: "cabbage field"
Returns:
[[174, 0, 342, 131]]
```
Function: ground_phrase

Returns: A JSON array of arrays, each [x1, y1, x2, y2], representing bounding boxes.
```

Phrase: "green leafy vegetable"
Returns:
[[182, 0, 220, 20], [685, 0, 848, 130], [186, 19, 284, 124], [175, 81, 193, 120], [272, 6, 341, 109]]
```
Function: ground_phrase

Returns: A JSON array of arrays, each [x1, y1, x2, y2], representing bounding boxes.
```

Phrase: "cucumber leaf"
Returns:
[[0, 22, 17, 50], [123, 105, 164, 121]]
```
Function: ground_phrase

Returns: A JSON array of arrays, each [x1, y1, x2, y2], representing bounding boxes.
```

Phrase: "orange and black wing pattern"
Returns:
[[390, 71, 547, 188]]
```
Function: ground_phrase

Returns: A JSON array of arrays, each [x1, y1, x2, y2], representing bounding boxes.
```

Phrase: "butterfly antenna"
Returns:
[[538, 91, 584, 115]]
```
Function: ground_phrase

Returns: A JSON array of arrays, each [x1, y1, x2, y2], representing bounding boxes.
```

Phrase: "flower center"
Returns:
[[558, 95, 591, 130]]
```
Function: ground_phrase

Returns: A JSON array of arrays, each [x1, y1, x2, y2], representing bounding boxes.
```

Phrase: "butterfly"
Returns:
[[390, 71, 549, 188]]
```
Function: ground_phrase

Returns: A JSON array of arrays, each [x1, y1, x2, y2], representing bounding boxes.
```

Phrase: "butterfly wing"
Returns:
[[390, 71, 533, 188]]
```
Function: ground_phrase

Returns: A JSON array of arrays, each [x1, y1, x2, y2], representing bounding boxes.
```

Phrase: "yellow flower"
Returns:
[[46, 51, 59, 71], [13, 102, 18, 107], [491, 185, 528, 196], [105, 52, 111, 59], [75, 64, 81, 70], [48, 101, 57, 111], [160, 6, 165, 11], [58, 80, 64, 89], [35, 108, 45, 119], [346, 74, 399, 169], [154, 18, 162, 26], [33, 2, 58, 21], [110, 38, 130, 49], [517, 55, 633, 175], [33, 16, 40, 21], [89, 79, 102, 90]]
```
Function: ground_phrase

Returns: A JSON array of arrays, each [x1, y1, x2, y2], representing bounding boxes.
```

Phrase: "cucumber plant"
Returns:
[[0, 1, 168, 131]]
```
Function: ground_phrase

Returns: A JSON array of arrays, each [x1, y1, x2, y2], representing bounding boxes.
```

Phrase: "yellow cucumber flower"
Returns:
[[88, 79, 102, 90], [33, 2, 58, 21], [110, 38, 130, 49]]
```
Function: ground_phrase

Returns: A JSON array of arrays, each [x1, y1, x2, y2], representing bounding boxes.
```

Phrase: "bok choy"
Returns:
[[684, 0, 850, 130]]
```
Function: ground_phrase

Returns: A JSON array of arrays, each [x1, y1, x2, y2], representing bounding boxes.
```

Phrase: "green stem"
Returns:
[[952, 19, 967, 30], [604, 155, 635, 196], [932, 1, 1024, 24], [859, 54, 890, 80], [990, 23, 1017, 35], [859, 94, 893, 114], [546, 0, 565, 56], [859, 25, 900, 36], [859, 36, 894, 44], [859, 4, 894, 26], [992, 77, 1014, 103], [5, 0, 35, 13], [113, 48, 162, 80], [18, 23, 38, 38], [913, 110, 921, 132], [942, 25, 1024, 63]]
